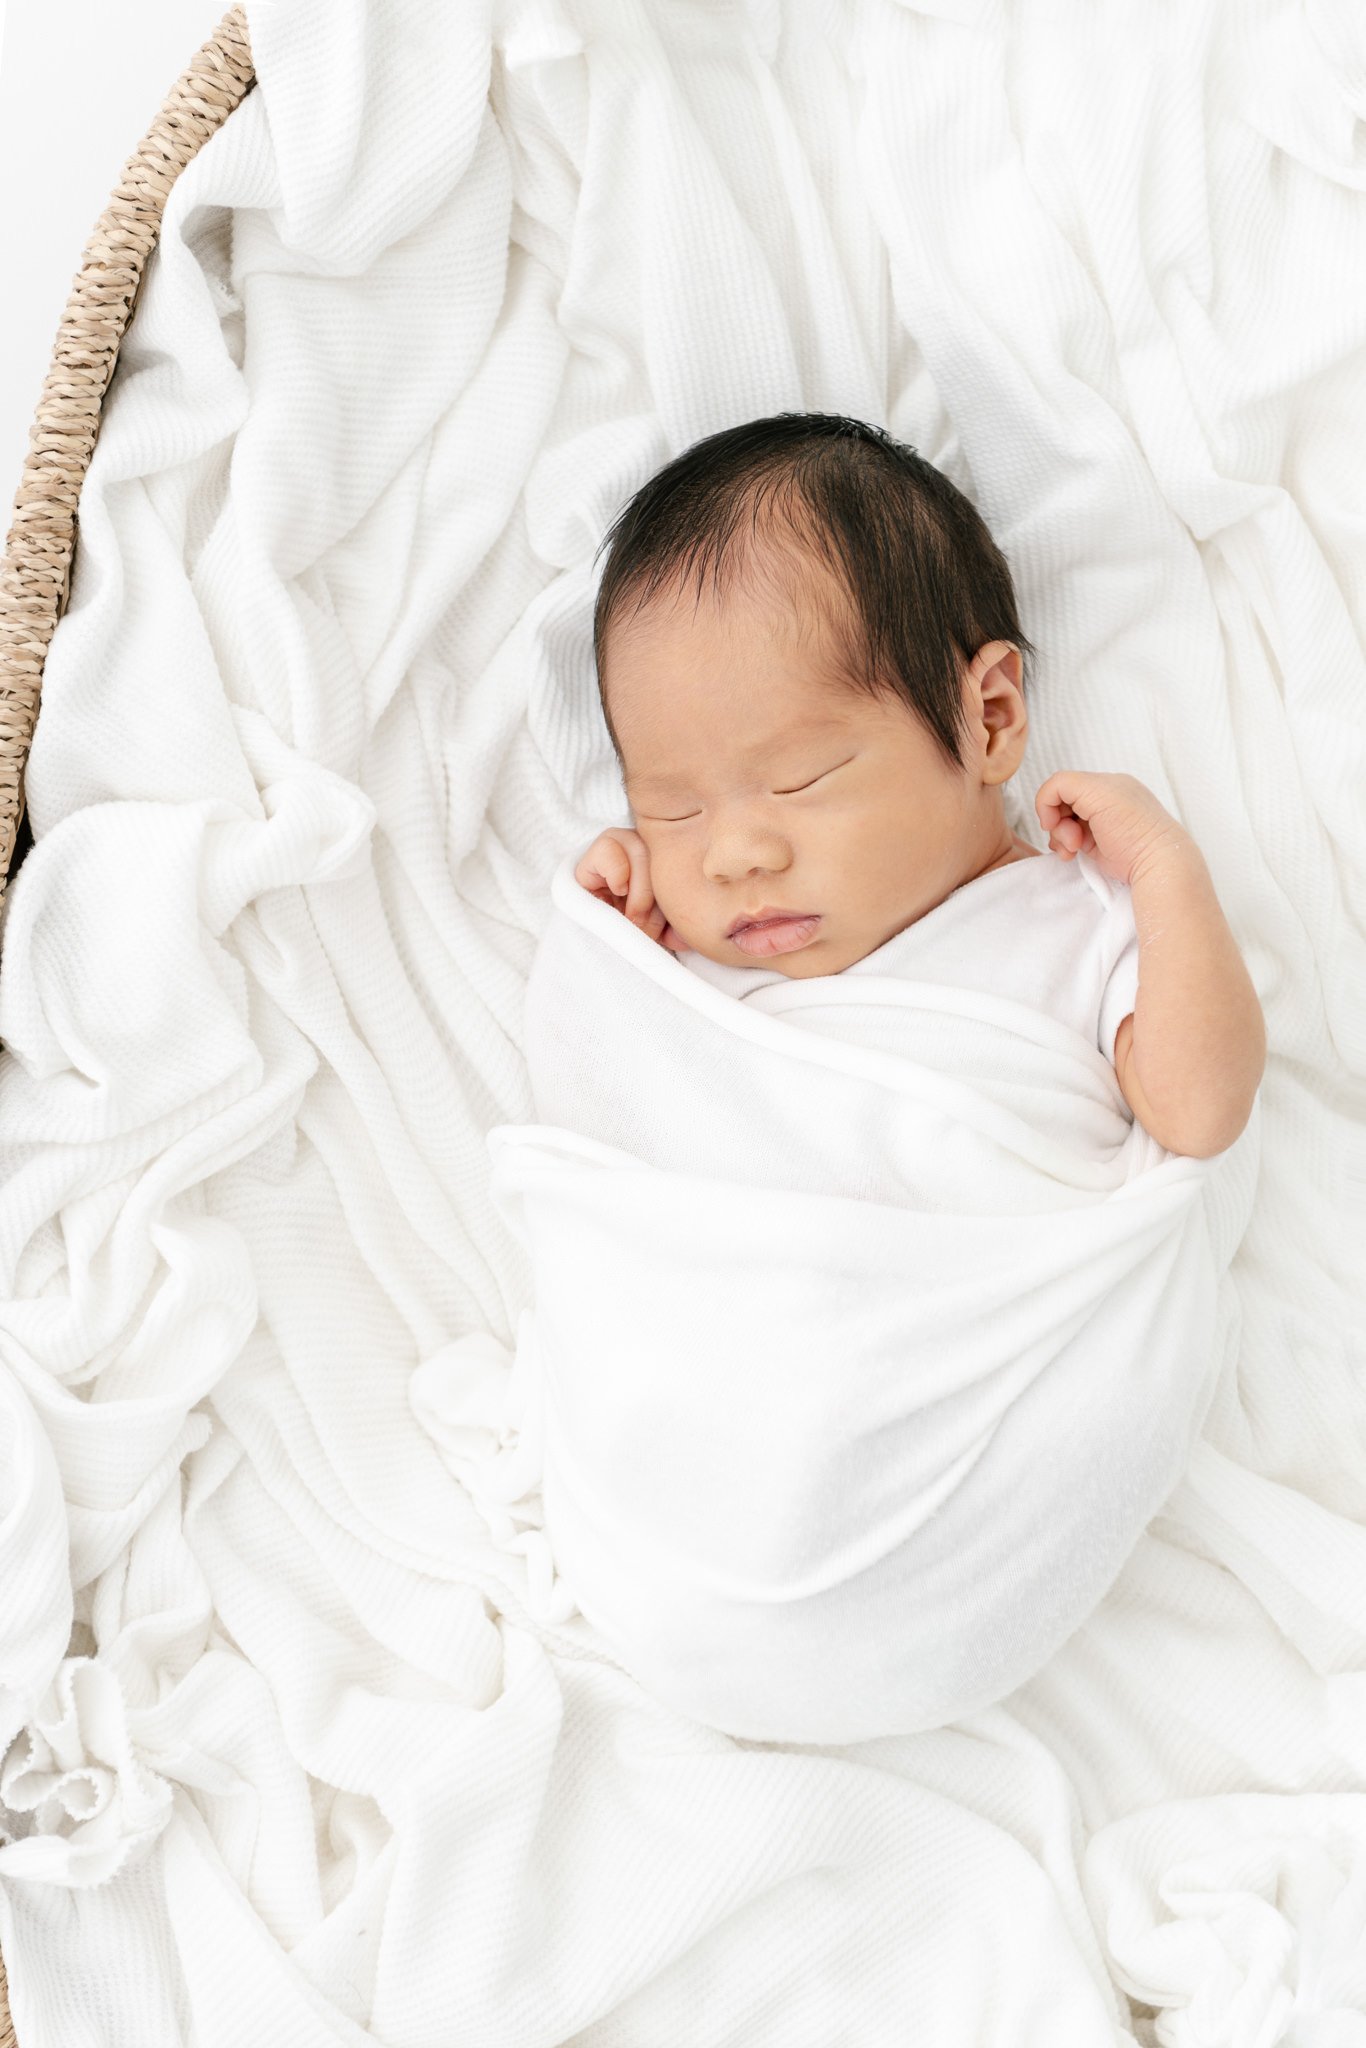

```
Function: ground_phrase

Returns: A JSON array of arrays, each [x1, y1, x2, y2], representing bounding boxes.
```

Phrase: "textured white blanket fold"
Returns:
[[483, 844, 1260, 1742]]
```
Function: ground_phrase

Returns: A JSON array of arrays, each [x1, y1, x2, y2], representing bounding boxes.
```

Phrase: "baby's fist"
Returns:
[[575, 829, 677, 947]]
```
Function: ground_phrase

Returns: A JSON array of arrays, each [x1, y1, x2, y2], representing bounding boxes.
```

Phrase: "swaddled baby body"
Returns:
[[578, 412, 1265, 1159]]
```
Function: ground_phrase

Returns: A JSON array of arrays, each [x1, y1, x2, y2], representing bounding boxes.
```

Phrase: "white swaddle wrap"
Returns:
[[479, 840, 1261, 1744]]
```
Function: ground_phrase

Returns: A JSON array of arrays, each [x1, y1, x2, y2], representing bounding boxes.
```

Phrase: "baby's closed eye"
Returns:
[[642, 755, 856, 822]]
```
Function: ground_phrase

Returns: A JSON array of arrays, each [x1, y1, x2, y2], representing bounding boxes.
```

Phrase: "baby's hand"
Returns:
[[574, 830, 686, 950], [1034, 771, 1194, 887]]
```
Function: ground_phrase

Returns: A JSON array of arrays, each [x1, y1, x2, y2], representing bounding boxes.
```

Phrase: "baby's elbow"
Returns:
[[1173, 1005, 1267, 1159], [1170, 1118, 1246, 1161], [1159, 1079, 1262, 1160]]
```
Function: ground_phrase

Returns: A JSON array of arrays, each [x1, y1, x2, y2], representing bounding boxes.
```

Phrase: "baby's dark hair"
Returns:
[[591, 411, 1036, 774]]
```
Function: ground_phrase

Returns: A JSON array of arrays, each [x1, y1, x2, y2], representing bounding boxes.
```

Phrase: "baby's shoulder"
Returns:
[[947, 849, 1134, 974], [1010, 847, 1132, 920]]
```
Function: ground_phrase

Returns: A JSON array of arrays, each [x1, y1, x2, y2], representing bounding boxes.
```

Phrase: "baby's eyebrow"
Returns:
[[625, 719, 849, 792]]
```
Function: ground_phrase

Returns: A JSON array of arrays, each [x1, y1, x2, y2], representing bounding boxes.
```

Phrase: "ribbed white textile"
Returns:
[[1, 0, 1364, 2040]]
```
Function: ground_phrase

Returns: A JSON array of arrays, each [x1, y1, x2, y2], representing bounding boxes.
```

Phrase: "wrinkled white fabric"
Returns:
[[480, 840, 1258, 1744], [0, 0, 1364, 2041]]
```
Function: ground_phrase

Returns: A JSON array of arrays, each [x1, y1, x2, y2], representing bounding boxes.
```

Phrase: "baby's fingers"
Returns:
[[622, 854, 658, 926], [1049, 816, 1095, 859], [576, 836, 632, 903]]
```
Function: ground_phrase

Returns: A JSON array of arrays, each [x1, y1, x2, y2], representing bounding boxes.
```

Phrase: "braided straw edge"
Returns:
[[0, 3, 256, 932], [0, 19, 256, 2039]]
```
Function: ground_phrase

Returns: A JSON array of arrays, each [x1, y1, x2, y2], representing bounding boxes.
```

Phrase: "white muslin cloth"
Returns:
[[479, 841, 1260, 1744]]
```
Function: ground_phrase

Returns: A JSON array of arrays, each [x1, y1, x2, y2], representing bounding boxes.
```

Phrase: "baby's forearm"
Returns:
[[1125, 839, 1266, 1157]]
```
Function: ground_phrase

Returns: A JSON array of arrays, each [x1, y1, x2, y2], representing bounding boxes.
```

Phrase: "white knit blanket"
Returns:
[[471, 843, 1259, 1744], [1, 0, 1364, 2041]]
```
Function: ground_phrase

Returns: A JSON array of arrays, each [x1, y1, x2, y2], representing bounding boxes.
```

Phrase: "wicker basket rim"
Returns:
[[0, 4, 255, 924]]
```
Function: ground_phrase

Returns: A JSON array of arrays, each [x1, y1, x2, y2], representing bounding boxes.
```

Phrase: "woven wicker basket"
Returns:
[[0, 13, 256, 2039]]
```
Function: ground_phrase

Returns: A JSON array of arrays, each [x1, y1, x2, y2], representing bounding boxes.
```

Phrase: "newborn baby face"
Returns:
[[604, 565, 1033, 978]]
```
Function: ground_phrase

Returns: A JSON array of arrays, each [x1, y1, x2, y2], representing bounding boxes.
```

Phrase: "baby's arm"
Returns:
[[1036, 772, 1266, 1159], [1111, 845, 1266, 1156]]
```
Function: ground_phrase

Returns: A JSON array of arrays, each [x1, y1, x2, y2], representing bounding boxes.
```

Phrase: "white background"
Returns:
[[0, 0, 231, 528]]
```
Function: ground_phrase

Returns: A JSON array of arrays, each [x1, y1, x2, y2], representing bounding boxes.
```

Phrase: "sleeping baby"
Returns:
[[479, 410, 1268, 1741], [575, 411, 1266, 1160]]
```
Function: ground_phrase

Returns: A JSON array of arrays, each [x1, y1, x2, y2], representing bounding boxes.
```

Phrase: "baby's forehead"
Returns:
[[603, 537, 880, 762]]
